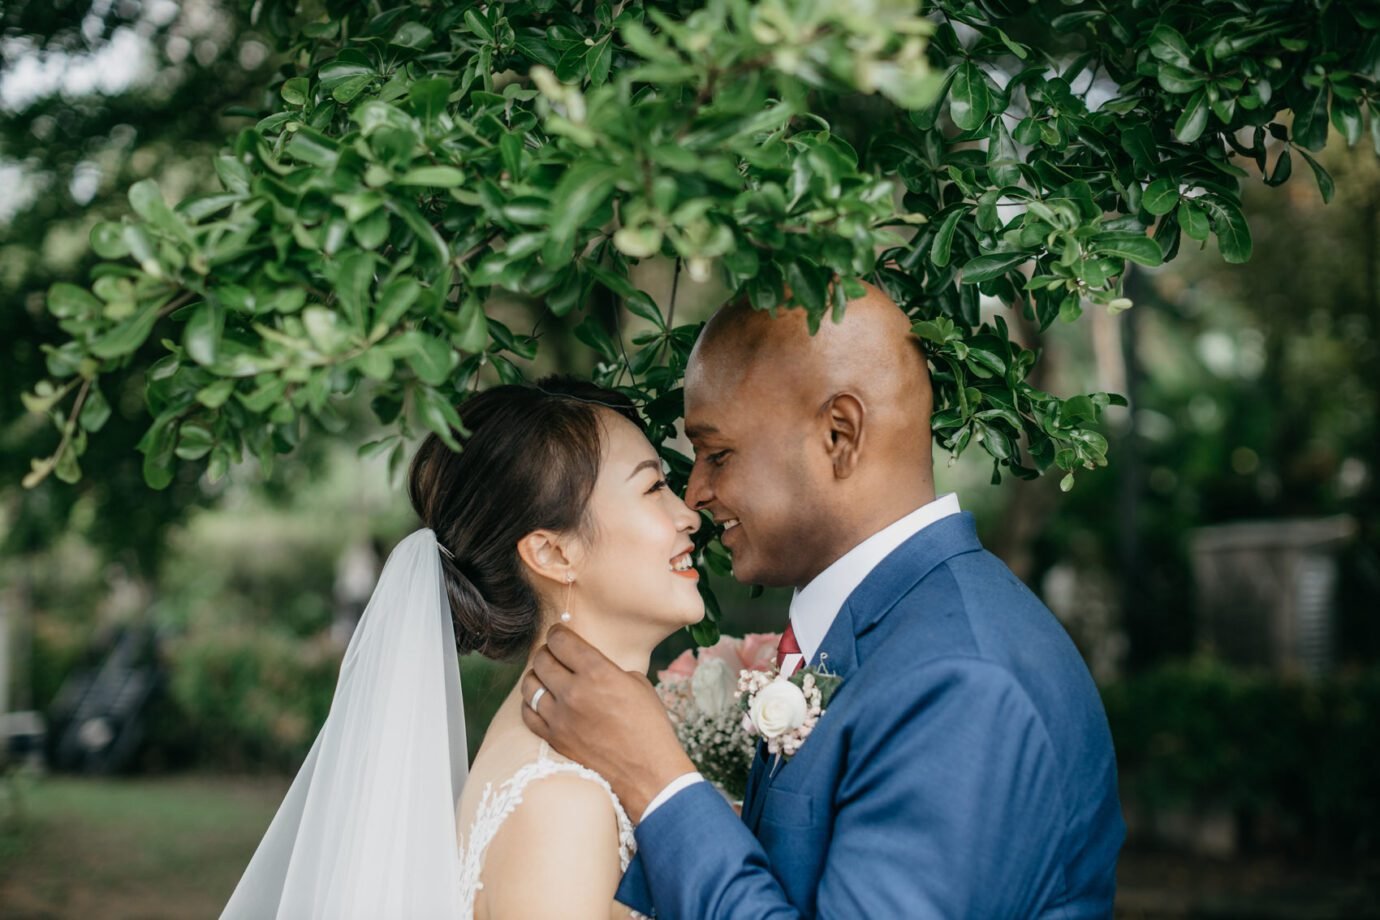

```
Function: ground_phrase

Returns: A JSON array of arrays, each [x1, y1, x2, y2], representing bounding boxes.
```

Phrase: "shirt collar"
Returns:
[[787, 493, 962, 662]]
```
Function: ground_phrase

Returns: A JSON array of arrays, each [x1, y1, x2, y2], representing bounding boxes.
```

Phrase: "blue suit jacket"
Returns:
[[617, 513, 1124, 918]]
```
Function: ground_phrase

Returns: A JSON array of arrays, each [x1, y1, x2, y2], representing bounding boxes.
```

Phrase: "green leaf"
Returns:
[[588, 264, 664, 328], [319, 55, 372, 91], [1296, 147, 1334, 203], [332, 73, 373, 103], [1330, 99, 1363, 145], [303, 307, 350, 353], [1148, 24, 1192, 69], [1120, 123, 1157, 172], [463, 9, 494, 42], [49, 283, 102, 319], [141, 417, 177, 490], [90, 222, 130, 259], [184, 300, 224, 366], [1177, 200, 1210, 241], [949, 62, 990, 133], [1155, 65, 1202, 96], [281, 76, 310, 106], [930, 207, 965, 268], [355, 349, 394, 381], [1174, 90, 1210, 143], [543, 162, 618, 267], [1291, 85, 1330, 150], [455, 295, 489, 353], [79, 385, 112, 432], [54, 446, 81, 484], [175, 424, 215, 461], [574, 314, 618, 363], [1202, 197, 1253, 263], [1265, 148, 1292, 186], [405, 332, 457, 385], [397, 165, 466, 187], [416, 385, 464, 451], [286, 127, 340, 168], [987, 119, 1020, 187], [91, 300, 161, 359], [391, 21, 433, 50], [961, 250, 1027, 283], [1095, 232, 1163, 267], [128, 179, 190, 243], [332, 250, 376, 330], [373, 277, 421, 331], [587, 36, 613, 87], [1142, 178, 1180, 216], [409, 77, 452, 121], [196, 379, 236, 409]]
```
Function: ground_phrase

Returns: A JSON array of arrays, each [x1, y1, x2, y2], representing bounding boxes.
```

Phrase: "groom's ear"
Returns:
[[516, 530, 577, 585], [823, 393, 864, 479]]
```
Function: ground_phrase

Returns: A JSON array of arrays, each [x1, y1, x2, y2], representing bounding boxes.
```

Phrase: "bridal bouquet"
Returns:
[[654, 634, 779, 801]]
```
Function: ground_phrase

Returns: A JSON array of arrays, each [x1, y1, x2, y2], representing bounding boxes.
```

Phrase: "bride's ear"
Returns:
[[516, 529, 580, 586]]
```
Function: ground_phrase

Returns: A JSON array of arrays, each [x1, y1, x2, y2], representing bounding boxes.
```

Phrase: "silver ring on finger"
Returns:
[[529, 686, 547, 712]]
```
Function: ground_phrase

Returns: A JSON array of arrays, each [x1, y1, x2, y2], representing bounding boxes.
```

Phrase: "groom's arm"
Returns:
[[632, 657, 1072, 919]]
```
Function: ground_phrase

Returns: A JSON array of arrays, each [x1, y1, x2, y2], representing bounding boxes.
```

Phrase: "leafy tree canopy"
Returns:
[[15, 0, 1380, 636]]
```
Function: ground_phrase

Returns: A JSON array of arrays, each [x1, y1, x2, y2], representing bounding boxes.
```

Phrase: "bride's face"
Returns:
[[570, 412, 704, 639]]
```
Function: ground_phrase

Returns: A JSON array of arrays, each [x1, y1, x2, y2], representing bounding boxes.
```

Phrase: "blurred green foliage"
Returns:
[[1105, 658, 1380, 852], [1028, 143, 1380, 668]]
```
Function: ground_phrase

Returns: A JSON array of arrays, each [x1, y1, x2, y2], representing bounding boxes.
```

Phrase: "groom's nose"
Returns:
[[685, 458, 713, 511]]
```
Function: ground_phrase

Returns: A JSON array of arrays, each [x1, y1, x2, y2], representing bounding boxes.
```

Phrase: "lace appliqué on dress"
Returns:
[[457, 743, 641, 919]]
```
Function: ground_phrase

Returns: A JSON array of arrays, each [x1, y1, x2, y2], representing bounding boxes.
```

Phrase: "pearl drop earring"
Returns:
[[560, 572, 574, 623]]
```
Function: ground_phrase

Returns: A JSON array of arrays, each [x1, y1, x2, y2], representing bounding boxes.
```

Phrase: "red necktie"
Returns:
[[776, 622, 802, 669]]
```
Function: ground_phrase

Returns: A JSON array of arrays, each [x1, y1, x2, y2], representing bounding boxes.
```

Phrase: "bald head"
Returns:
[[682, 281, 938, 589], [686, 281, 934, 459]]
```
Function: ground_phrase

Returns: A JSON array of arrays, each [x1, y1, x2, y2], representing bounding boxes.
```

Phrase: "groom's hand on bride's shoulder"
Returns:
[[522, 625, 695, 822]]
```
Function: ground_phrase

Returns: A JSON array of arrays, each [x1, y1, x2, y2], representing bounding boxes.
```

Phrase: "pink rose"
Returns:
[[739, 633, 781, 672], [657, 648, 698, 684], [698, 636, 747, 671]]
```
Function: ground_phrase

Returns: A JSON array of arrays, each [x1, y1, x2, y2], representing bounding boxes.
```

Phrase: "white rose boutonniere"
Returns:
[[737, 664, 842, 760], [749, 679, 808, 738]]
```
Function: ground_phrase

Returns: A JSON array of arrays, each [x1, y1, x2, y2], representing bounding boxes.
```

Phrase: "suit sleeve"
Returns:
[[632, 658, 1068, 919]]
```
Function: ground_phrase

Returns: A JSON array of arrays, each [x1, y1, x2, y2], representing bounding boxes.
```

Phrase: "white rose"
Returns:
[[749, 679, 808, 740], [691, 658, 736, 716]]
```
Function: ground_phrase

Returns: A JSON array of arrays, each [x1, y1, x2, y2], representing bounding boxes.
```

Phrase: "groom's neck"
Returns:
[[797, 480, 937, 588]]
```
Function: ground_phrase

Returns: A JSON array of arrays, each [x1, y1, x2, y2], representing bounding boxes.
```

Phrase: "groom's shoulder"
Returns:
[[880, 547, 1053, 661], [879, 548, 1102, 717]]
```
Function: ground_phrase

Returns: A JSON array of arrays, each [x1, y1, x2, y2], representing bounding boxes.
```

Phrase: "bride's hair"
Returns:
[[408, 376, 644, 660]]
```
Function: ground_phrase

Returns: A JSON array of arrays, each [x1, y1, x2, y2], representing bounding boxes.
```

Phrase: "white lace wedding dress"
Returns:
[[457, 742, 642, 919]]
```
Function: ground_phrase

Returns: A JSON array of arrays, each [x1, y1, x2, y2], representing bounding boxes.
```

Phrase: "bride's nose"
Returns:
[[675, 496, 701, 534]]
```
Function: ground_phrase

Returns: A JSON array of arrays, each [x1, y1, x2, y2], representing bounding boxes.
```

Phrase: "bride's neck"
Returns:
[[529, 621, 654, 676]]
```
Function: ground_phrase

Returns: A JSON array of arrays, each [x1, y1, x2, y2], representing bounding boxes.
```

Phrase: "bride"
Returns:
[[221, 376, 704, 919]]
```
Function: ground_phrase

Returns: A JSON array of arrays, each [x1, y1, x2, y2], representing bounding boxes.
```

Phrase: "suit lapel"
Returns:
[[743, 741, 770, 831], [749, 513, 985, 814]]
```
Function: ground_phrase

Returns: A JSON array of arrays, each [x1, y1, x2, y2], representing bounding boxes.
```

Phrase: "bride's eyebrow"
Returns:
[[625, 458, 662, 481]]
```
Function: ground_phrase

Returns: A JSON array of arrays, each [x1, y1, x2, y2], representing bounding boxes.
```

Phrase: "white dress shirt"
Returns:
[[640, 493, 963, 821]]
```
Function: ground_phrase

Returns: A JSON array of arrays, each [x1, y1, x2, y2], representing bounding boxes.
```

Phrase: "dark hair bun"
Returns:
[[408, 376, 642, 660]]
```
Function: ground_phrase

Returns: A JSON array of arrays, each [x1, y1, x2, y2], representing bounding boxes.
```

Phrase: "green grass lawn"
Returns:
[[0, 772, 287, 920]]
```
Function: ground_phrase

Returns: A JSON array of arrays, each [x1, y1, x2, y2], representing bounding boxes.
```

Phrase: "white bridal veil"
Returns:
[[221, 528, 469, 919]]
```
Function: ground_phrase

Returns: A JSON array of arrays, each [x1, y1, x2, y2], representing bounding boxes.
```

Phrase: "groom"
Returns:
[[522, 283, 1124, 917]]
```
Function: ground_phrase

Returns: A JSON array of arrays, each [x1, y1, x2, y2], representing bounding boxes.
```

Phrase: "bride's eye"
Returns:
[[647, 478, 669, 494]]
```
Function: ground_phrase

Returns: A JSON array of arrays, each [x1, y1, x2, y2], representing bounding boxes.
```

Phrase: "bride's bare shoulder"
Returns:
[[481, 769, 624, 915]]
